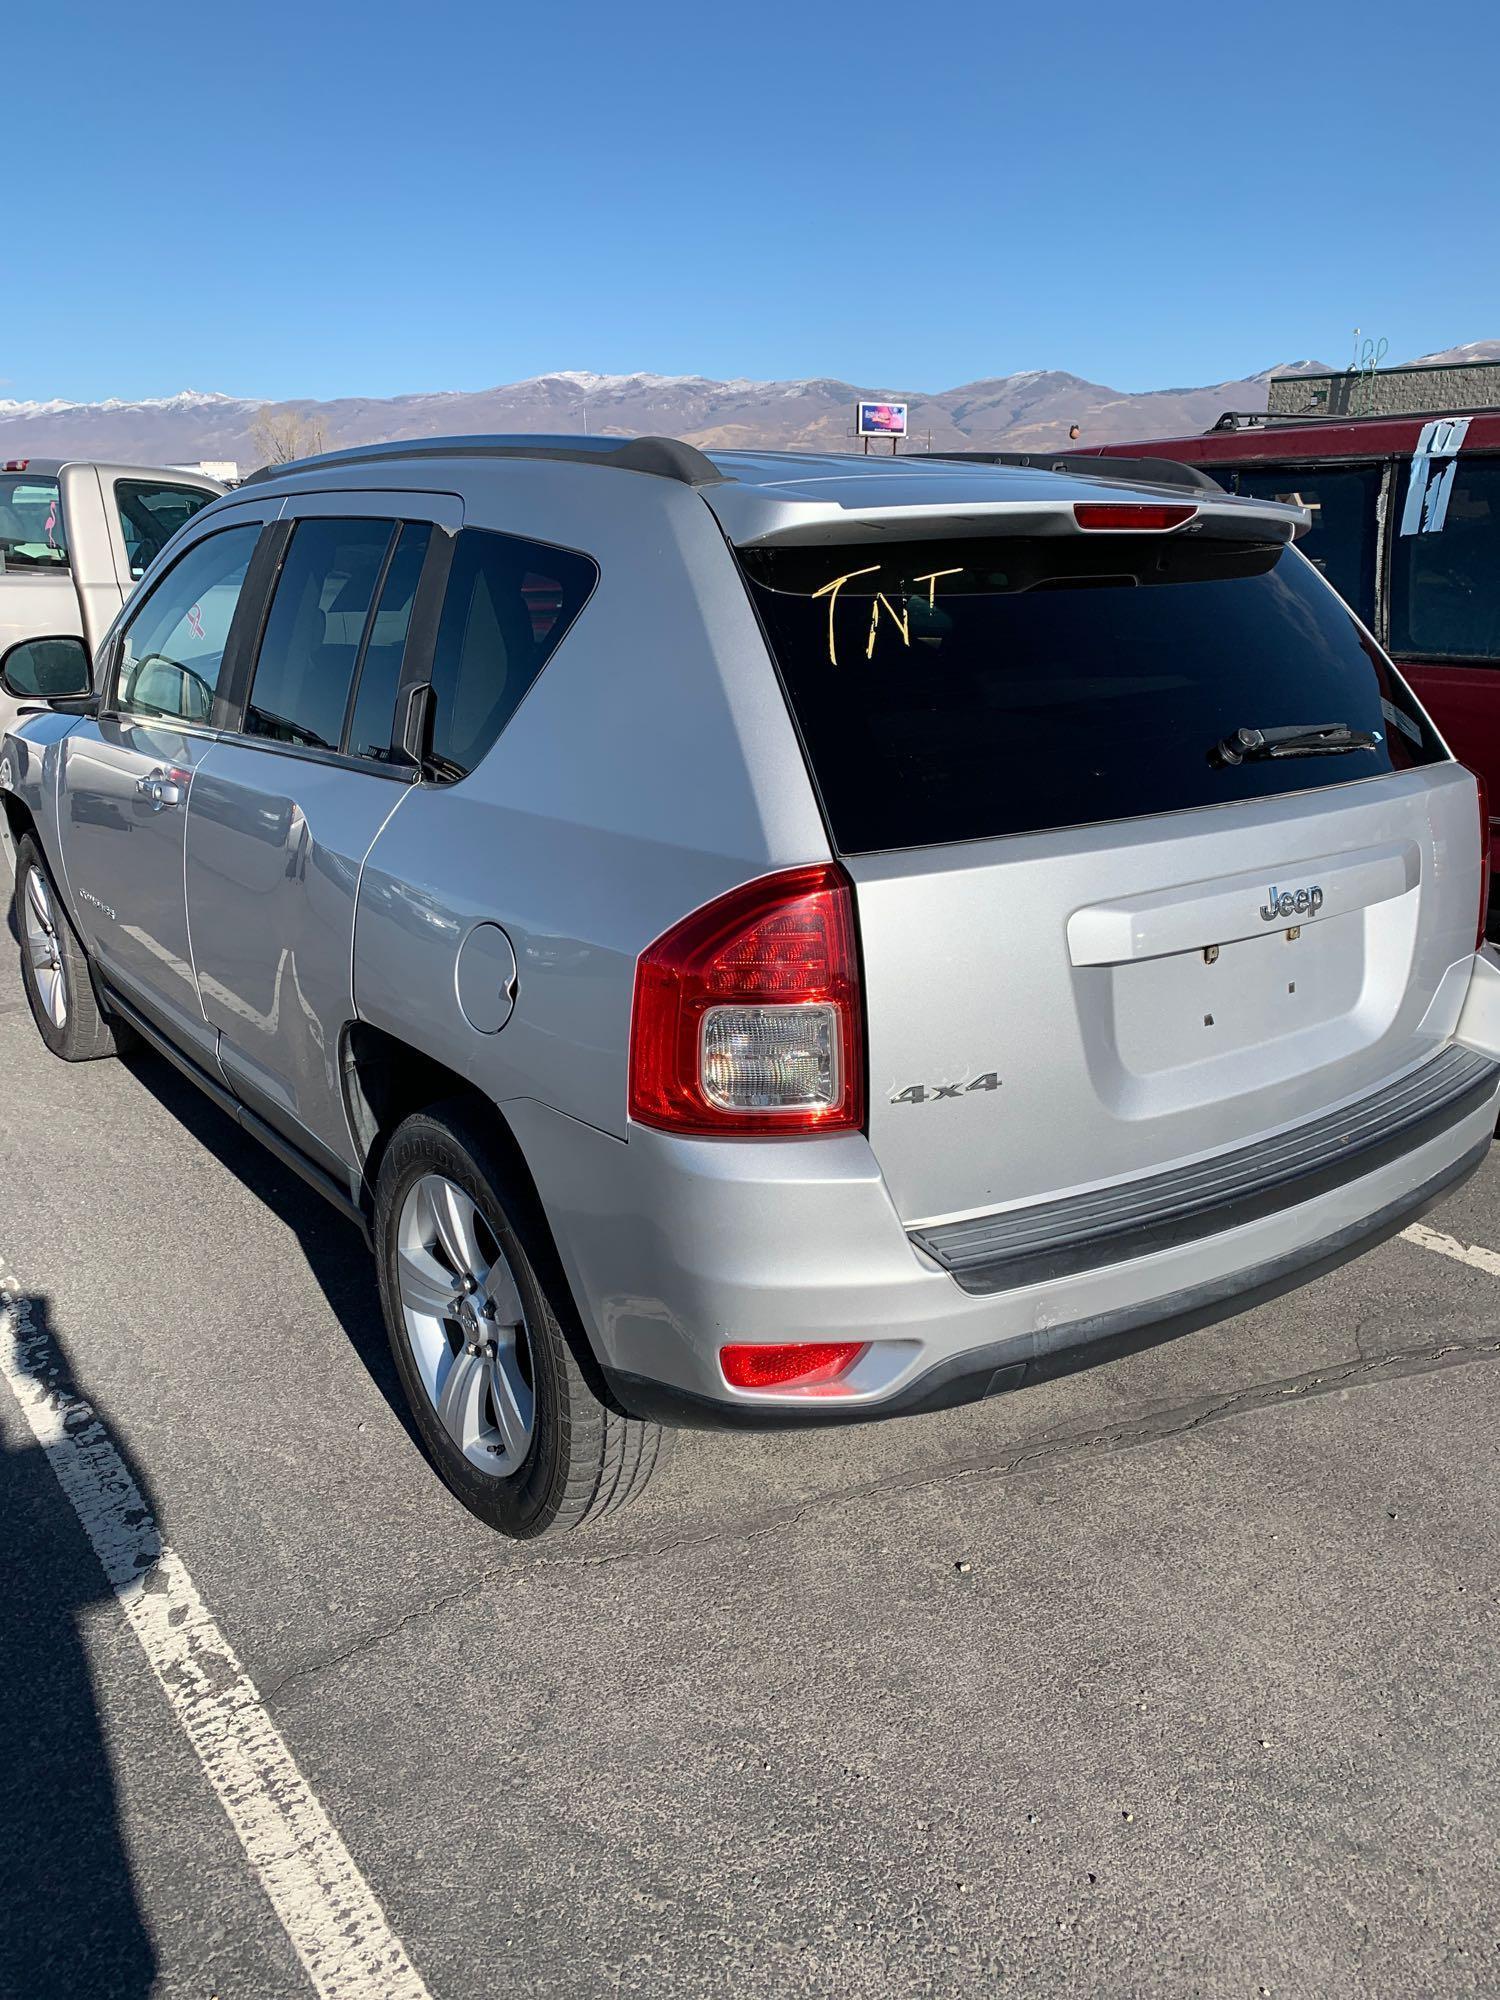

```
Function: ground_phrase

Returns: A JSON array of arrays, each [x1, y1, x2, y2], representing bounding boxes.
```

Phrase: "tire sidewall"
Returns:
[[374, 1114, 573, 1537]]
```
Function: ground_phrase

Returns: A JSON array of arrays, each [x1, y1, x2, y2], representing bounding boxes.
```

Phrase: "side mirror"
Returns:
[[0, 635, 93, 702]]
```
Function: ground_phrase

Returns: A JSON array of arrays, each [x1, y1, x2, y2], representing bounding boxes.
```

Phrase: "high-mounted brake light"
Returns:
[[720, 1341, 866, 1391], [1073, 501, 1197, 531], [629, 863, 864, 1135], [2, 459, 30, 473]]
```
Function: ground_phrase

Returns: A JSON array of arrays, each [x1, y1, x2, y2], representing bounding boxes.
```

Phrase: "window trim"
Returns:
[[104, 518, 271, 729]]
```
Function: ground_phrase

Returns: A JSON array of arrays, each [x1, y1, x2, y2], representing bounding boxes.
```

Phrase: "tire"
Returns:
[[14, 835, 135, 1063], [374, 1100, 665, 1539]]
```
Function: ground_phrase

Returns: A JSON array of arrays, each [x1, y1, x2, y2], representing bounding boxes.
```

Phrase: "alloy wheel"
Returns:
[[23, 866, 68, 1031], [395, 1173, 536, 1477]]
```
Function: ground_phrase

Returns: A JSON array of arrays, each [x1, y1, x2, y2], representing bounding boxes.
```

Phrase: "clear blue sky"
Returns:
[[10, 0, 1499, 405]]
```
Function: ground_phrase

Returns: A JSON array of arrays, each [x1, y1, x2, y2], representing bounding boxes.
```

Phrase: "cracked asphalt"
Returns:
[[2, 930, 1500, 1999]]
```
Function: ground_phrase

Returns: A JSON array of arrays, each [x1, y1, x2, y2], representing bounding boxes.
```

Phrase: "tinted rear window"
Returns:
[[115, 479, 215, 579], [1223, 464, 1380, 621], [427, 528, 596, 780], [1389, 454, 1500, 662], [0, 474, 67, 570], [738, 534, 1445, 854]]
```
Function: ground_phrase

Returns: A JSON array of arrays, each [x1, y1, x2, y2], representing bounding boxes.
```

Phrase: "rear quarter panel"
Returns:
[[353, 459, 830, 1140]]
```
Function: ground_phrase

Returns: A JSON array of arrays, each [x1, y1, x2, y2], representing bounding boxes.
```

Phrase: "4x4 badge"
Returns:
[[1260, 884, 1324, 922], [891, 1072, 1001, 1106]]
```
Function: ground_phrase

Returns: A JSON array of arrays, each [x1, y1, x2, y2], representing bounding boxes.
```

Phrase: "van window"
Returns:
[[1389, 456, 1500, 663], [245, 518, 394, 751], [115, 480, 216, 580], [1227, 464, 1381, 623], [0, 474, 68, 571], [346, 523, 431, 762], [427, 528, 596, 779], [739, 534, 1445, 855], [114, 524, 260, 724]]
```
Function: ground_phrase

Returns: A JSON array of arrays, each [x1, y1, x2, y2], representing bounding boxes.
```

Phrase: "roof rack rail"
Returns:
[[923, 449, 1224, 494], [1206, 408, 1365, 433], [242, 433, 725, 489]]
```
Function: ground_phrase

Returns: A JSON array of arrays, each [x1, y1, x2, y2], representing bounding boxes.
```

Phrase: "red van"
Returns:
[[1073, 410, 1500, 863]]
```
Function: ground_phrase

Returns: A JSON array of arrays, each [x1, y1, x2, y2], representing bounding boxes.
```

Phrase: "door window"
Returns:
[[346, 522, 431, 762], [1228, 463, 1381, 622], [114, 480, 216, 580], [114, 523, 261, 724], [244, 518, 395, 751], [0, 474, 68, 572], [1389, 456, 1500, 662], [426, 528, 596, 779]]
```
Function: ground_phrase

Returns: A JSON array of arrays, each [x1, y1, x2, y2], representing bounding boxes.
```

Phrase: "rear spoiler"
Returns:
[[714, 487, 1311, 550], [922, 450, 1225, 494]]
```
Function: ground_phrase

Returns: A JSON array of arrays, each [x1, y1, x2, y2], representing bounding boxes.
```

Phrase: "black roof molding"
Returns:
[[924, 449, 1225, 494], [243, 433, 725, 489]]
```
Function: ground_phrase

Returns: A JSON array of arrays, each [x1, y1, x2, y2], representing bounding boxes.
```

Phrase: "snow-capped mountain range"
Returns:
[[0, 348, 1489, 465]]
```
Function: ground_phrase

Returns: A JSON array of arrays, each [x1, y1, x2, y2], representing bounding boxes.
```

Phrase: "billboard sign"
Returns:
[[856, 400, 908, 438]]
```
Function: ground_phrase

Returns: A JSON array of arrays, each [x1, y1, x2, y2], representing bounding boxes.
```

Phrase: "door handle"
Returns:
[[135, 767, 186, 812]]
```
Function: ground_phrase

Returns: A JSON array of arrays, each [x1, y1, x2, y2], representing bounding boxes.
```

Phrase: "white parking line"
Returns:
[[1402, 1222, 1500, 1278], [0, 1259, 433, 2000]]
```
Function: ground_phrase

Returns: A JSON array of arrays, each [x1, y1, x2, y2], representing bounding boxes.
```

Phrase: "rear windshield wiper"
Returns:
[[1211, 722, 1380, 766]]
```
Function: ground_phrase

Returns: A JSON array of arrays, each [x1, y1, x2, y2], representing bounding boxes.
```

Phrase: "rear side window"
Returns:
[[427, 528, 596, 780], [1389, 455, 1500, 663], [1226, 463, 1381, 622], [114, 524, 260, 724], [739, 534, 1445, 855], [115, 480, 215, 580], [0, 474, 67, 571], [246, 518, 394, 751]]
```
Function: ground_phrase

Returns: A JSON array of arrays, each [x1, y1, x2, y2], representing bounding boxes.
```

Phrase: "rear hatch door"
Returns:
[[733, 495, 1480, 1226]]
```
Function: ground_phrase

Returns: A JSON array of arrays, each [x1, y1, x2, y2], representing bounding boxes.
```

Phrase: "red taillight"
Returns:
[[720, 1341, 866, 1391], [1073, 501, 1196, 531], [1474, 768, 1492, 947], [629, 863, 864, 1135]]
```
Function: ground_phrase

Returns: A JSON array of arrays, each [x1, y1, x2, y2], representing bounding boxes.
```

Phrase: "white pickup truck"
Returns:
[[0, 457, 223, 743]]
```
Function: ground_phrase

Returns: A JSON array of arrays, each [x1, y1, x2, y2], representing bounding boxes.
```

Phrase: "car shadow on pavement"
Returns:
[[0, 1296, 158, 2000], [117, 1045, 427, 1456]]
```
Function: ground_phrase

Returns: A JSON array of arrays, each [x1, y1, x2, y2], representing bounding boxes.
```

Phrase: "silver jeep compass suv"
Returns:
[[5, 435, 1498, 1539]]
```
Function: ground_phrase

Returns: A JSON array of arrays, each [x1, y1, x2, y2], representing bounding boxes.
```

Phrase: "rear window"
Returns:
[[1389, 455, 1500, 663], [0, 474, 68, 571], [115, 479, 215, 580], [1222, 463, 1381, 622], [738, 534, 1445, 854], [426, 528, 596, 781]]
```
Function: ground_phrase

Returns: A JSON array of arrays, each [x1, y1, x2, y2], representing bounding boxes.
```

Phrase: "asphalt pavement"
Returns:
[[2, 908, 1498, 2000]]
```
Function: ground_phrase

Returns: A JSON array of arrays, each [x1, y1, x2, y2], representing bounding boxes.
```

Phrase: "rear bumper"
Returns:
[[605, 1134, 1489, 1427], [505, 967, 1500, 1429]]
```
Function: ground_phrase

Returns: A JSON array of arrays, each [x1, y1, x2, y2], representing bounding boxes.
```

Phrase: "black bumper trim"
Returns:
[[911, 1046, 1500, 1294], [603, 1136, 1490, 1430]]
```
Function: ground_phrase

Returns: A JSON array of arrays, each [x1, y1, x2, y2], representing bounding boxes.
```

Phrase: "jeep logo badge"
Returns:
[[1260, 884, 1324, 922]]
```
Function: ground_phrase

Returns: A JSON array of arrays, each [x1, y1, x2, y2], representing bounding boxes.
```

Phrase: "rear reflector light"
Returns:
[[629, 863, 864, 1135], [1474, 767, 1492, 947], [1073, 501, 1196, 531], [720, 1341, 865, 1391]]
